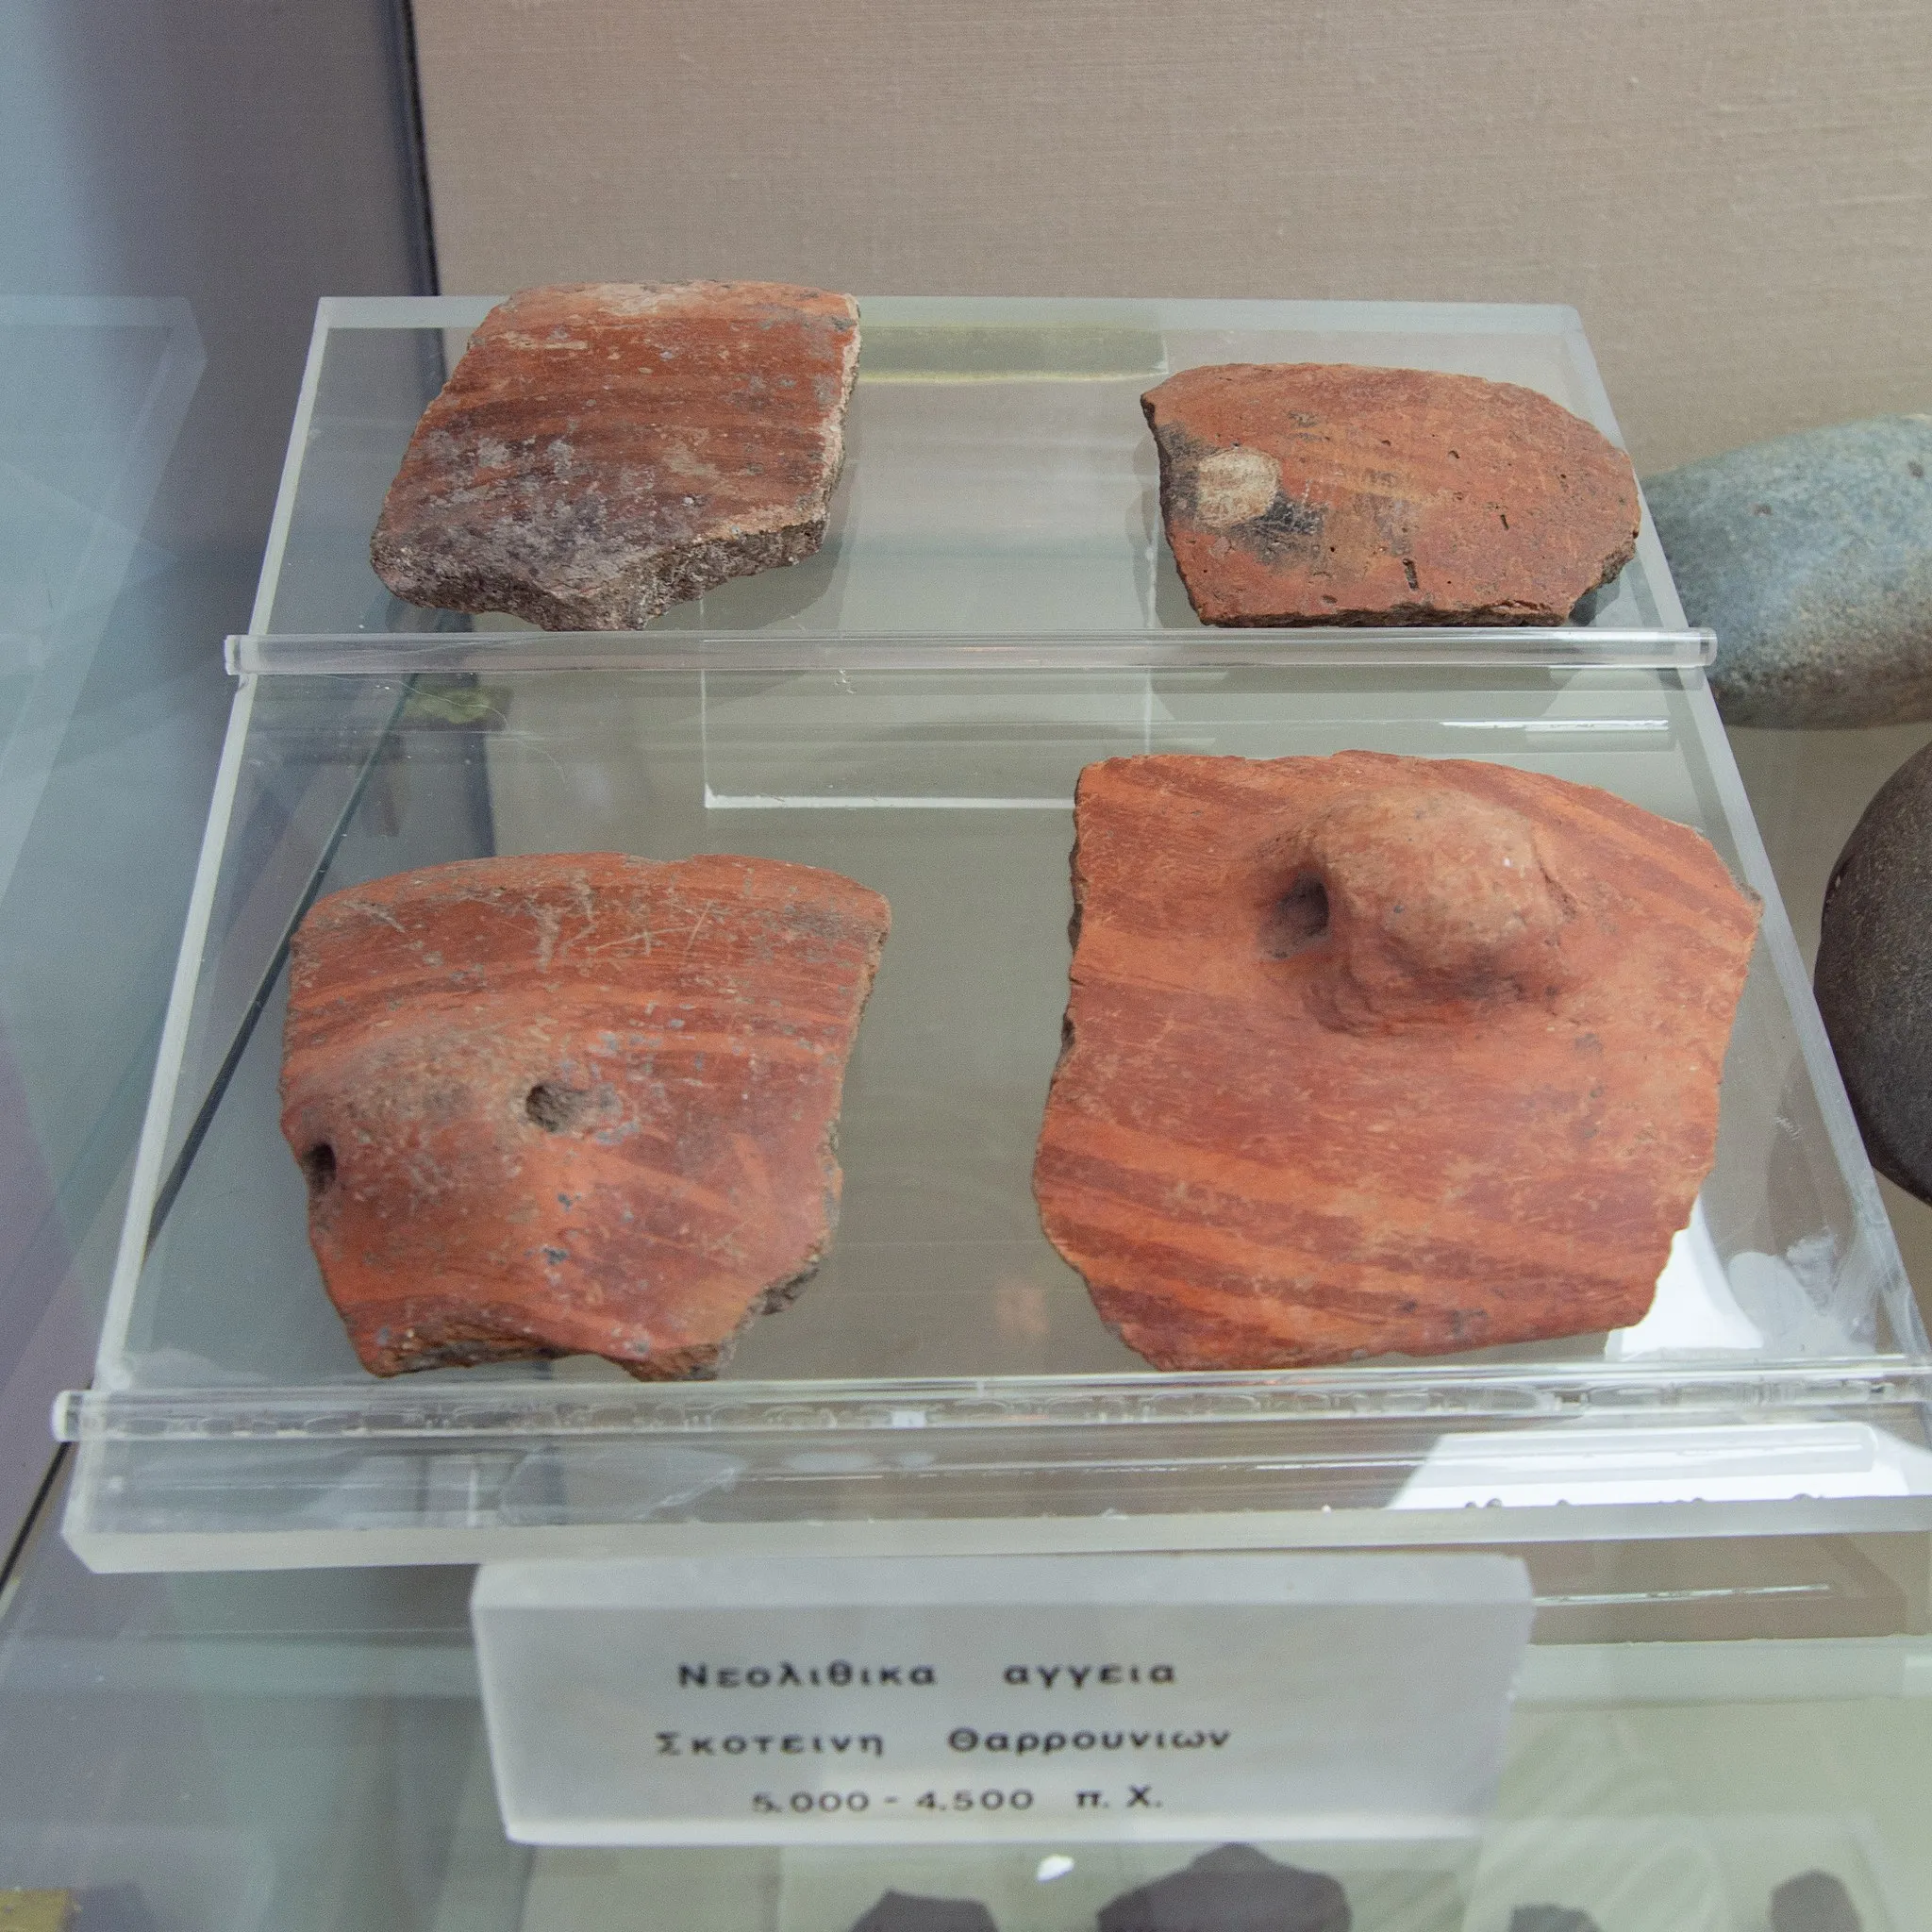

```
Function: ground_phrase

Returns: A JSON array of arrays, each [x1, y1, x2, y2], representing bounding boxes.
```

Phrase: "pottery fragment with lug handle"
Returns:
[[1034, 751, 1759, 1369]]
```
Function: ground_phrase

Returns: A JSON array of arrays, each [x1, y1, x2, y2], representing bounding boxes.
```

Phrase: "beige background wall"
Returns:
[[412, 0, 1932, 475]]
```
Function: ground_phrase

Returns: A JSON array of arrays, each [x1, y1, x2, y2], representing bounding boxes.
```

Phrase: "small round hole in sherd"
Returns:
[[1263, 874, 1331, 958], [299, 1142, 337, 1199], [525, 1081, 591, 1132]]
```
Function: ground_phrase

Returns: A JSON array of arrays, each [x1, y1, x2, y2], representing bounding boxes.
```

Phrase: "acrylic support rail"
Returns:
[[53, 297, 1932, 1570]]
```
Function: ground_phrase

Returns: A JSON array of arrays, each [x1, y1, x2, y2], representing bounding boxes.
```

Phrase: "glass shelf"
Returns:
[[53, 297, 1928, 1570], [57, 641, 1927, 1569], [250, 294, 1684, 643]]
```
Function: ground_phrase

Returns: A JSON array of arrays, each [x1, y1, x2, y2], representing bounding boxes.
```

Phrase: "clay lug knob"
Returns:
[[279, 852, 889, 1379], [1034, 751, 1759, 1369]]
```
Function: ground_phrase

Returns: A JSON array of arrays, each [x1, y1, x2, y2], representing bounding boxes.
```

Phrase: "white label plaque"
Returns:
[[473, 1552, 1532, 1846]]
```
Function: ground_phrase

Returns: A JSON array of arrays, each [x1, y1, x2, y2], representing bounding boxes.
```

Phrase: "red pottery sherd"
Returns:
[[372, 281, 860, 628], [1034, 752, 1760, 1369], [281, 853, 890, 1379], [1142, 363, 1641, 625]]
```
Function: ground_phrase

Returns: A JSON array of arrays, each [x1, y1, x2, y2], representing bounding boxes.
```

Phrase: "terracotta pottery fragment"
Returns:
[[1034, 752, 1759, 1369], [280, 853, 889, 1379], [1142, 364, 1641, 626], [371, 281, 860, 628]]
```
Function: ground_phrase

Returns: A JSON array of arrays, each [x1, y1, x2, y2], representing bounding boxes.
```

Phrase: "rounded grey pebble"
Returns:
[[849, 1891, 998, 1932], [1771, 1869, 1861, 1932], [1098, 1844, 1349, 1932], [1645, 414, 1932, 727], [1815, 741, 1932, 1203]]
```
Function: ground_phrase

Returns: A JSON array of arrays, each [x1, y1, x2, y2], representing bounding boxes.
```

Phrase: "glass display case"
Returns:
[[254, 295, 1685, 641], [7, 0, 1930, 1907], [51, 299, 1932, 1570], [6, 287, 1931, 1928], [0, 296, 217, 1545], [6, 1495, 1932, 1930]]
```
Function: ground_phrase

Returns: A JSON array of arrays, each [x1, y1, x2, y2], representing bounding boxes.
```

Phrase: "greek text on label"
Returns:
[[949, 1727, 1228, 1754], [1002, 1664, 1175, 1687], [676, 1661, 935, 1689], [657, 1732, 885, 1757]]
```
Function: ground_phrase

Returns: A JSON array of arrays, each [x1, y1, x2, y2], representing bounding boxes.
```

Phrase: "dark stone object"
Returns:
[[1508, 1908, 1601, 1932], [1646, 413, 1932, 726], [848, 1890, 997, 1932], [1771, 1870, 1861, 1932], [1097, 1844, 1349, 1932], [1815, 741, 1932, 1203]]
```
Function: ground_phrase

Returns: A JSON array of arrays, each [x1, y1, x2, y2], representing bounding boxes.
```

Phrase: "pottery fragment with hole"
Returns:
[[1034, 751, 1760, 1369], [279, 852, 889, 1379], [371, 280, 860, 629], [1142, 363, 1641, 625]]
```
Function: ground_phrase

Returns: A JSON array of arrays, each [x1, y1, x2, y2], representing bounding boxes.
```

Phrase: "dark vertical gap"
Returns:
[[387, 0, 441, 295], [463, 708, 498, 857], [0, 1445, 68, 1601]]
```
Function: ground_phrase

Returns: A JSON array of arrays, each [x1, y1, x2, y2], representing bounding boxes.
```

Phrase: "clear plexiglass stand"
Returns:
[[54, 296, 1932, 1572]]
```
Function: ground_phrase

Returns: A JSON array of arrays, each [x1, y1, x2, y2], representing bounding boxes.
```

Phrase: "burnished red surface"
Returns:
[[280, 853, 889, 1379], [1034, 753, 1759, 1369], [1142, 363, 1641, 626], [372, 281, 860, 629]]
